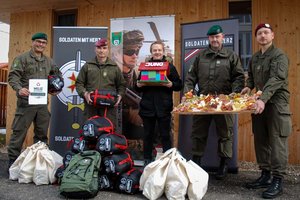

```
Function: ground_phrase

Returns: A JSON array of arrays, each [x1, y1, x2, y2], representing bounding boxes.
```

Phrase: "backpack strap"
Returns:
[[118, 152, 133, 168], [89, 114, 114, 133]]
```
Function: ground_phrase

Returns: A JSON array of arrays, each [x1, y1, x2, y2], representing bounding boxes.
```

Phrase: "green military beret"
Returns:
[[207, 25, 223, 36], [32, 32, 48, 41]]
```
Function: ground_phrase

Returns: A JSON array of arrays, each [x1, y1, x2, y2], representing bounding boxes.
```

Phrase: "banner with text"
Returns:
[[50, 27, 108, 156], [110, 15, 175, 161]]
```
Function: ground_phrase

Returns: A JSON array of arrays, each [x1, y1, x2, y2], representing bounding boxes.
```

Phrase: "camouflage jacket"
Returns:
[[184, 46, 245, 95], [246, 44, 290, 104], [8, 49, 61, 97], [75, 56, 126, 98]]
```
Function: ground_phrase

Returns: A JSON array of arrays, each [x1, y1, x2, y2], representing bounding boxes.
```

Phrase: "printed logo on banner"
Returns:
[[56, 50, 86, 130], [112, 32, 122, 46]]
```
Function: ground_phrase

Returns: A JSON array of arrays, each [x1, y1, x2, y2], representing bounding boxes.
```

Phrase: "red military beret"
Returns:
[[255, 23, 272, 36], [95, 38, 108, 47]]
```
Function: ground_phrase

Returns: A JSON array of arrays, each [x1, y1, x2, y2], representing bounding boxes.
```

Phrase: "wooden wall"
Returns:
[[237, 0, 300, 164], [5, 0, 300, 164], [6, 10, 53, 147]]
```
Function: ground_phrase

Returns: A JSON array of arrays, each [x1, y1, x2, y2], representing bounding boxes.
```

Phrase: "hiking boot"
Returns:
[[245, 170, 272, 189], [262, 176, 283, 199], [215, 157, 229, 180]]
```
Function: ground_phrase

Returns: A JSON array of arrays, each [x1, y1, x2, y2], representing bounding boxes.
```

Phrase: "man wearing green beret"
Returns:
[[7, 32, 62, 171], [184, 25, 245, 180]]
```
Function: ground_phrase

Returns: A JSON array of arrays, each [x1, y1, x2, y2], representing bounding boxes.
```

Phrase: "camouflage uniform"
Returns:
[[76, 57, 126, 125], [184, 46, 245, 159], [8, 49, 61, 160], [246, 44, 292, 177]]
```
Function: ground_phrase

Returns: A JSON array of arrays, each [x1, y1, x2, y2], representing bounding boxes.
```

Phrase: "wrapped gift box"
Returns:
[[138, 62, 169, 85]]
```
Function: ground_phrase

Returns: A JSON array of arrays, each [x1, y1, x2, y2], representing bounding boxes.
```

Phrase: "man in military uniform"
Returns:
[[242, 23, 292, 199], [184, 25, 245, 180], [76, 38, 126, 126], [8, 32, 62, 169]]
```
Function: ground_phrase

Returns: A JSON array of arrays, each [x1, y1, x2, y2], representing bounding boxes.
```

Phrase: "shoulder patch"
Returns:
[[12, 59, 21, 70]]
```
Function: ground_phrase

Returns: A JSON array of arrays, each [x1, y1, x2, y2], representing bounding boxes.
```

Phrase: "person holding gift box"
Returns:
[[136, 41, 182, 165]]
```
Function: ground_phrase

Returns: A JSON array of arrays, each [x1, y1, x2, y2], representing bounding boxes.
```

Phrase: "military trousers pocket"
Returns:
[[11, 111, 25, 131], [275, 104, 292, 137], [278, 114, 292, 137]]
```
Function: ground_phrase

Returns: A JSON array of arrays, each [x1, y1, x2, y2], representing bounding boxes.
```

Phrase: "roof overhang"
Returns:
[[0, 0, 88, 23]]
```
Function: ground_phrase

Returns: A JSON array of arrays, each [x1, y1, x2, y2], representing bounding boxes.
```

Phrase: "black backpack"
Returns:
[[82, 115, 114, 140], [117, 168, 143, 194], [102, 152, 133, 175], [54, 165, 65, 184], [90, 89, 118, 107], [96, 132, 128, 155], [98, 174, 115, 191], [62, 151, 75, 167]]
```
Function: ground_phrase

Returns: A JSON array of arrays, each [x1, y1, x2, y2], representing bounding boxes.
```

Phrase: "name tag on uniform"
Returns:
[[29, 79, 48, 105]]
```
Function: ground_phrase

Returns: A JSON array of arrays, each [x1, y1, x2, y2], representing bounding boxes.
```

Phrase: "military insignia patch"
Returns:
[[12, 59, 21, 69], [111, 32, 122, 46]]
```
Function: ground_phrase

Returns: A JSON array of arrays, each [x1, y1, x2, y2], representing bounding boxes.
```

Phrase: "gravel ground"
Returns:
[[0, 147, 299, 200]]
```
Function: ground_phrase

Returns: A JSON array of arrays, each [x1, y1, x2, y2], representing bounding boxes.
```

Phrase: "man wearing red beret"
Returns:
[[242, 24, 292, 199], [76, 38, 126, 126]]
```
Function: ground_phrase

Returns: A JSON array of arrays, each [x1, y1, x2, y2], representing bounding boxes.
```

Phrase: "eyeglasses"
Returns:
[[35, 40, 47, 45], [123, 48, 140, 56]]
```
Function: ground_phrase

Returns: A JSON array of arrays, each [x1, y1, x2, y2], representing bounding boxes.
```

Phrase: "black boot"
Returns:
[[245, 170, 272, 189], [262, 176, 283, 199], [215, 157, 229, 180], [192, 155, 202, 166]]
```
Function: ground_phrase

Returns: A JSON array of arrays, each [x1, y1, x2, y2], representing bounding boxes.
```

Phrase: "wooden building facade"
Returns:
[[1, 0, 299, 164]]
